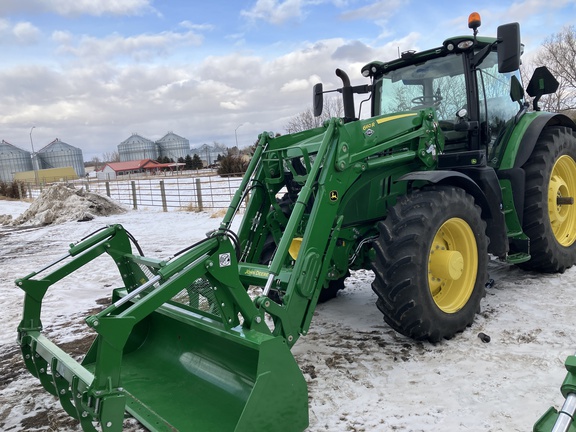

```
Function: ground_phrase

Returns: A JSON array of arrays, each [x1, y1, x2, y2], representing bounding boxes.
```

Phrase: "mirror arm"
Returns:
[[471, 42, 496, 69]]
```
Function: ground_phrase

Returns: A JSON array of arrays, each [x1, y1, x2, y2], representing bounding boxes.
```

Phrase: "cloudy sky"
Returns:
[[1, 0, 574, 160]]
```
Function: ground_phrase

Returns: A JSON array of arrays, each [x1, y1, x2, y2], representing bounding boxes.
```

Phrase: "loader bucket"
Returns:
[[84, 301, 308, 432], [16, 224, 309, 432]]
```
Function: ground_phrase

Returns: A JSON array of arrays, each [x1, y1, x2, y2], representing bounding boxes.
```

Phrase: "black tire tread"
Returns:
[[371, 186, 488, 343], [518, 126, 576, 273]]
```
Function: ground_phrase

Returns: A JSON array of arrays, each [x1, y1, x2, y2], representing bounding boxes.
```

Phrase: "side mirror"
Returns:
[[313, 83, 323, 117], [497, 23, 521, 73], [526, 66, 559, 111], [509, 75, 524, 104]]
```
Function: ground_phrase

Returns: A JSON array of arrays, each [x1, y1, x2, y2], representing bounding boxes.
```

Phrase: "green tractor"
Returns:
[[16, 12, 576, 432]]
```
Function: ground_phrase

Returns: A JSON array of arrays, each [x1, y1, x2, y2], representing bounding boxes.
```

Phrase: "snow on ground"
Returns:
[[1, 197, 575, 431]]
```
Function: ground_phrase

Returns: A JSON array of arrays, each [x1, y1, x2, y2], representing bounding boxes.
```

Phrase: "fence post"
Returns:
[[131, 181, 138, 210], [160, 180, 168, 212], [195, 178, 203, 212], [17, 182, 23, 200], [27, 183, 32, 199], [105, 181, 111, 197]]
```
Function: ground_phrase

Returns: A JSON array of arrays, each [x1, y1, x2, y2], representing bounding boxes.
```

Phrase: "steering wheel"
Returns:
[[411, 95, 443, 106]]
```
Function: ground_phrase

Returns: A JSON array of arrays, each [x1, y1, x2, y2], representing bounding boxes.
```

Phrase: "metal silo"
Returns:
[[37, 138, 85, 177], [0, 140, 33, 182], [0, 140, 32, 182], [156, 132, 190, 161], [118, 133, 158, 162]]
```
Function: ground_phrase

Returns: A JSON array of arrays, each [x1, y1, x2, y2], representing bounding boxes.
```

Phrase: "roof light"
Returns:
[[468, 12, 481, 30], [458, 40, 474, 49]]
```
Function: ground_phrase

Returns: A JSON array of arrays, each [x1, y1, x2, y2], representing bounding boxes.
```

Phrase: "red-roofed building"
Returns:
[[97, 159, 184, 180]]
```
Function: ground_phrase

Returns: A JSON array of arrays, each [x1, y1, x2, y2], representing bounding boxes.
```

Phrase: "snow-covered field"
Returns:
[[1, 197, 575, 431]]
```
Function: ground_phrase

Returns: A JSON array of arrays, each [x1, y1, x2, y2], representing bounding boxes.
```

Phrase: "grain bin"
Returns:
[[37, 138, 85, 177], [118, 133, 158, 162], [156, 132, 190, 161], [0, 140, 33, 182]]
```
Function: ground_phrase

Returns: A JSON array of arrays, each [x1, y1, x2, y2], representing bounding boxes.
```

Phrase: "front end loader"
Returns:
[[16, 13, 576, 431], [534, 352, 576, 432]]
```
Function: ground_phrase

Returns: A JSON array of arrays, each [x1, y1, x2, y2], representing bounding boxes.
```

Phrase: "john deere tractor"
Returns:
[[16, 13, 576, 432]]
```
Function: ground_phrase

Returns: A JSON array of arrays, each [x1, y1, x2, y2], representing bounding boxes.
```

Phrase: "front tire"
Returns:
[[518, 126, 576, 273], [371, 186, 488, 342]]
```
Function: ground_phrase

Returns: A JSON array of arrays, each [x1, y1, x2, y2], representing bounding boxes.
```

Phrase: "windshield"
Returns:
[[478, 50, 522, 147], [374, 50, 521, 146], [375, 54, 467, 121]]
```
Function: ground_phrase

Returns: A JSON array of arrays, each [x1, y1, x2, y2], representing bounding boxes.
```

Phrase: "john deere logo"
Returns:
[[329, 190, 338, 201], [219, 253, 231, 267]]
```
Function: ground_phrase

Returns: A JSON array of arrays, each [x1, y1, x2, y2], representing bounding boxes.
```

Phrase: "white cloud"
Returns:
[[12, 22, 41, 44], [0, 32, 422, 158], [52, 30, 73, 44], [281, 74, 322, 92], [50, 0, 155, 16], [506, 0, 573, 22], [241, 0, 305, 25], [220, 100, 248, 110], [339, 0, 404, 21], [0, 19, 41, 45], [332, 40, 374, 62], [54, 30, 204, 62], [0, 0, 157, 16], [179, 21, 214, 32], [281, 78, 310, 92]]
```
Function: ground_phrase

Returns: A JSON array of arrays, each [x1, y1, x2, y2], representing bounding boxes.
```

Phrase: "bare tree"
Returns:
[[532, 25, 576, 113], [90, 156, 101, 169], [284, 97, 343, 134], [102, 151, 120, 163]]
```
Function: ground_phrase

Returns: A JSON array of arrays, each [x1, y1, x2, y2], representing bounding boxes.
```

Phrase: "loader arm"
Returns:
[[16, 220, 305, 431], [534, 352, 576, 432], [15, 130, 308, 432], [238, 113, 437, 345]]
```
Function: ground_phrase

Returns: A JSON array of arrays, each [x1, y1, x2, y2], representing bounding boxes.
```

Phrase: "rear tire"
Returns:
[[371, 186, 488, 342], [518, 126, 576, 273]]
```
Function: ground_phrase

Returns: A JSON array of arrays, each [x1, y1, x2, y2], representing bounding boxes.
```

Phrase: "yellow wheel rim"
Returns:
[[548, 155, 576, 247], [428, 218, 478, 313]]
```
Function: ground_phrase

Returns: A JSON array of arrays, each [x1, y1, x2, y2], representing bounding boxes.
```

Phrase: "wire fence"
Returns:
[[9, 171, 246, 212]]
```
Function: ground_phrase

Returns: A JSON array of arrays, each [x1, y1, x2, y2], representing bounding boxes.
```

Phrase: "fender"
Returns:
[[498, 112, 576, 170], [397, 169, 508, 257]]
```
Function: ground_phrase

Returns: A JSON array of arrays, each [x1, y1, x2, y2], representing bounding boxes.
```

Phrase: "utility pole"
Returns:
[[29, 126, 39, 185], [235, 123, 244, 155]]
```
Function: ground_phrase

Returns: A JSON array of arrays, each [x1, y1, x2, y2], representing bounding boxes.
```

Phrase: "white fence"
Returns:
[[88, 175, 244, 211], [13, 172, 246, 212]]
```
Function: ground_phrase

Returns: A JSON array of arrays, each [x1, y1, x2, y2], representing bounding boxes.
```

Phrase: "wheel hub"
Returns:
[[429, 250, 464, 280], [428, 218, 478, 314], [548, 155, 576, 247]]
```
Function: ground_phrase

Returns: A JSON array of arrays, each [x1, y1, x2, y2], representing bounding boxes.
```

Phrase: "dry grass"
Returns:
[[0, 196, 32, 202], [180, 202, 200, 212], [210, 208, 226, 218]]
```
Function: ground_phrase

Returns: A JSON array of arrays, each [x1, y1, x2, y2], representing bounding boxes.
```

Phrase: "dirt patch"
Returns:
[[19, 409, 81, 431], [1, 297, 147, 432], [0, 346, 25, 391], [302, 364, 317, 379]]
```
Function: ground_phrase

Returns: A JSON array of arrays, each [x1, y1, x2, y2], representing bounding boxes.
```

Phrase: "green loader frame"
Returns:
[[16, 12, 576, 432]]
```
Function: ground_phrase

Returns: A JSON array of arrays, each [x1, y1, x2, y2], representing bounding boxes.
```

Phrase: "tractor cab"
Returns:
[[361, 14, 523, 162], [314, 12, 562, 174], [368, 46, 521, 153]]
